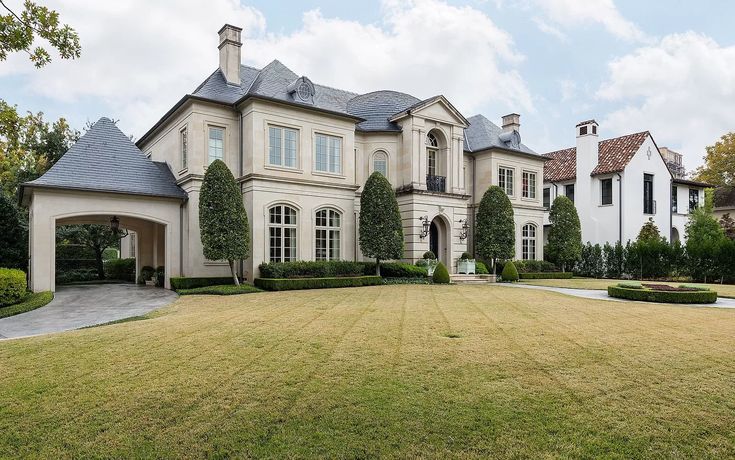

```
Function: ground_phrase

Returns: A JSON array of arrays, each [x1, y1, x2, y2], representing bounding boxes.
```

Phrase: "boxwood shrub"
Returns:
[[365, 262, 427, 279], [519, 272, 573, 279], [513, 260, 558, 273], [177, 284, 261, 295], [608, 285, 717, 304], [501, 261, 519, 282], [104, 258, 136, 282], [258, 261, 366, 279], [432, 262, 450, 284], [0, 291, 53, 319], [170, 277, 236, 290], [0, 268, 27, 307], [255, 276, 382, 291]]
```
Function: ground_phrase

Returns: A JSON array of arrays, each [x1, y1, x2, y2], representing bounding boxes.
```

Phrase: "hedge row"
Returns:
[[607, 285, 717, 304], [178, 284, 261, 296], [364, 262, 427, 279], [104, 258, 136, 282], [255, 276, 382, 291], [258, 261, 427, 279], [0, 291, 53, 319], [519, 272, 573, 279], [0, 268, 27, 307], [170, 277, 236, 290]]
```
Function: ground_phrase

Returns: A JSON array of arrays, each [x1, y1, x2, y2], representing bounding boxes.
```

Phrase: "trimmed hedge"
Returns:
[[0, 268, 27, 307], [476, 262, 489, 275], [0, 291, 53, 319], [519, 272, 573, 279], [255, 276, 382, 291], [259, 260, 366, 279], [178, 284, 261, 296], [366, 262, 427, 279], [56, 269, 98, 285], [501, 261, 519, 282], [104, 258, 136, 282], [514, 260, 559, 273], [432, 262, 450, 284], [608, 285, 717, 304], [170, 277, 236, 290]]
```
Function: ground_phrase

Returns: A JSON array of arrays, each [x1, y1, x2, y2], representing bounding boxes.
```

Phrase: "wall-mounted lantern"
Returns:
[[419, 215, 430, 239], [458, 218, 469, 242], [110, 215, 129, 238]]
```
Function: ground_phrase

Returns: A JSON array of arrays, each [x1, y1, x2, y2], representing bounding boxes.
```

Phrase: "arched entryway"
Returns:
[[429, 215, 451, 268]]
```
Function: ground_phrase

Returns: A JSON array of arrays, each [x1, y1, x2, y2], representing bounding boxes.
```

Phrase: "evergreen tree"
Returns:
[[0, 194, 27, 270], [475, 186, 515, 274], [685, 207, 725, 283], [199, 160, 250, 285], [359, 172, 403, 275], [720, 213, 735, 240], [546, 196, 582, 272]]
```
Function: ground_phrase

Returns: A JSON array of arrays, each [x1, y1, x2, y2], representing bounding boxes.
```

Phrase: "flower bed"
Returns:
[[608, 283, 717, 304]]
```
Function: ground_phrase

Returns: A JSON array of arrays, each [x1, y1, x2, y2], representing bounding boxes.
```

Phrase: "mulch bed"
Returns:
[[642, 284, 698, 292]]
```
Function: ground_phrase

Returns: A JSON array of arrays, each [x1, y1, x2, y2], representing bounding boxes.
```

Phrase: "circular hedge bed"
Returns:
[[607, 283, 718, 304]]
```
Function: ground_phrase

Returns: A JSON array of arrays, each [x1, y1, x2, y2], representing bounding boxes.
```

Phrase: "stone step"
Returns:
[[450, 274, 497, 284]]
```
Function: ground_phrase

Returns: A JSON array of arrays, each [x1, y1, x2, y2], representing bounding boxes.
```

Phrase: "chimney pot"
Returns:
[[218, 24, 242, 85], [501, 113, 521, 133]]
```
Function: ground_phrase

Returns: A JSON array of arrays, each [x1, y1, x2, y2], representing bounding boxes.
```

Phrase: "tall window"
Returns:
[[543, 187, 551, 209], [522, 224, 537, 260], [373, 151, 388, 176], [427, 132, 438, 176], [180, 127, 188, 169], [315, 134, 342, 173], [672, 185, 678, 213], [208, 127, 224, 164], [601, 178, 613, 205], [269, 126, 298, 168], [643, 174, 654, 214], [565, 184, 575, 203], [498, 167, 514, 196], [689, 189, 699, 213], [522, 171, 536, 199], [315, 208, 341, 260], [268, 205, 297, 262]]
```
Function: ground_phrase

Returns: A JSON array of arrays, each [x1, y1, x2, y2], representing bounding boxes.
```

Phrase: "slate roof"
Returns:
[[715, 185, 735, 209], [181, 60, 537, 157], [23, 118, 187, 200], [542, 132, 650, 182], [464, 114, 538, 155]]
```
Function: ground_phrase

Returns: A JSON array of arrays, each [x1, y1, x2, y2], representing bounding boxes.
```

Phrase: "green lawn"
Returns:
[[1, 285, 735, 458], [520, 277, 735, 298]]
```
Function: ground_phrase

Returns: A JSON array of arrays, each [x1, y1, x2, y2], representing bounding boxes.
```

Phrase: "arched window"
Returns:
[[268, 204, 297, 262], [373, 151, 388, 176], [315, 208, 341, 260], [522, 223, 537, 260], [426, 133, 438, 177]]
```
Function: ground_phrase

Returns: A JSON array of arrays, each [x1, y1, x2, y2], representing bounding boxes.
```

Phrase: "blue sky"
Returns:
[[2, 0, 735, 171]]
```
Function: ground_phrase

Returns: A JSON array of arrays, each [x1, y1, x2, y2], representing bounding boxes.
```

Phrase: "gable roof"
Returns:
[[22, 118, 186, 200], [389, 95, 469, 127], [542, 131, 650, 182], [347, 90, 420, 132], [464, 114, 538, 156]]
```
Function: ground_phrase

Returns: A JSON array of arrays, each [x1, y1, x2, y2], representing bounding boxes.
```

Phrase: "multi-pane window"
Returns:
[[543, 187, 551, 209], [522, 171, 536, 199], [672, 185, 678, 213], [427, 132, 438, 176], [208, 127, 224, 164], [315, 133, 342, 173], [268, 126, 298, 168], [498, 167, 514, 196], [522, 224, 537, 260], [601, 178, 613, 205], [180, 127, 188, 169], [565, 184, 575, 203], [315, 208, 341, 261], [268, 205, 297, 262], [373, 151, 388, 176], [643, 174, 654, 214], [689, 189, 699, 213]]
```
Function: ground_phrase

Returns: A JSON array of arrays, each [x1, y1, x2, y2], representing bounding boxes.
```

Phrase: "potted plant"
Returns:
[[457, 252, 476, 274], [422, 251, 438, 277]]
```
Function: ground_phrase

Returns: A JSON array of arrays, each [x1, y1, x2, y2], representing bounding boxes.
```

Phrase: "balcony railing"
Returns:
[[426, 174, 446, 193]]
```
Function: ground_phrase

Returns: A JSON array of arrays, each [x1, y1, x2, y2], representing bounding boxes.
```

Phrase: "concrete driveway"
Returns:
[[0, 284, 178, 340]]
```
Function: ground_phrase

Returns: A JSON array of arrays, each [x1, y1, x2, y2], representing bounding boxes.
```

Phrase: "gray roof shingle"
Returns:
[[464, 114, 537, 155], [347, 90, 421, 131], [24, 117, 186, 200]]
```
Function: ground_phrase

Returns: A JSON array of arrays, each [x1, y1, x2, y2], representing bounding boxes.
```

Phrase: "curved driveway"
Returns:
[[0, 284, 178, 340]]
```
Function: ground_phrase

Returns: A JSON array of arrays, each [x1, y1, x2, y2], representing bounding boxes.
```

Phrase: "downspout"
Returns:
[[239, 110, 245, 281], [179, 200, 185, 278], [619, 173, 624, 244], [669, 177, 673, 242], [355, 146, 359, 262], [471, 155, 476, 256]]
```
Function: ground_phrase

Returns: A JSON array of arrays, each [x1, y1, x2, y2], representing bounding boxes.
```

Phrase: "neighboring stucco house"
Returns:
[[541, 120, 708, 246], [20, 24, 546, 292]]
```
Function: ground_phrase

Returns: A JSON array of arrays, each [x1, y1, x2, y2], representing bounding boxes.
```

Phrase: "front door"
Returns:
[[429, 221, 439, 259]]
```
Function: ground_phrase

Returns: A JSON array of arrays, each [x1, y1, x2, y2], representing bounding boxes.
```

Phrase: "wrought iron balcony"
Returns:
[[426, 174, 446, 193]]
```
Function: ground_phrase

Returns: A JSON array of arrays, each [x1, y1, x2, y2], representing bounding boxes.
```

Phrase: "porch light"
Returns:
[[419, 215, 430, 239], [110, 216, 129, 238], [459, 219, 469, 242]]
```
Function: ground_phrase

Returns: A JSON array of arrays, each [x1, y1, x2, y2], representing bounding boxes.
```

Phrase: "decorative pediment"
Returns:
[[390, 95, 468, 127]]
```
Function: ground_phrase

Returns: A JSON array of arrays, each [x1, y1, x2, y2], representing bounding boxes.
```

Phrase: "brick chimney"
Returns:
[[218, 24, 242, 85]]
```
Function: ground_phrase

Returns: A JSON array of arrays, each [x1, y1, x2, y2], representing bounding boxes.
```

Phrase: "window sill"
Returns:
[[521, 196, 537, 202], [312, 170, 346, 179], [599, 203, 614, 207], [264, 165, 303, 174]]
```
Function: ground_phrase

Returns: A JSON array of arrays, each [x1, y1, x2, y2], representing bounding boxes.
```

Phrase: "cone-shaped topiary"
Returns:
[[432, 261, 450, 284], [546, 195, 582, 272], [199, 160, 250, 286], [475, 185, 515, 274], [359, 171, 404, 275], [501, 260, 519, 282]]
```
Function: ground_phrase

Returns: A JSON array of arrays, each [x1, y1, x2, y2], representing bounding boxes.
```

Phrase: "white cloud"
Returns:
[[598, 32, 735, 170], [532, 17, 568, 42], [0, 0, 533, 137], [534, 0, 648, 42]]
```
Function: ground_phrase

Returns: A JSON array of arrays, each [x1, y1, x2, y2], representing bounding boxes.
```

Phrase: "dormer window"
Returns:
[[287, 76, 315, 104]]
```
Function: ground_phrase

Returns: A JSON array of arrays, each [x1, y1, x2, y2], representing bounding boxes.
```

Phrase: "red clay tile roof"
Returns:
[[542, 131, 650, 182]]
